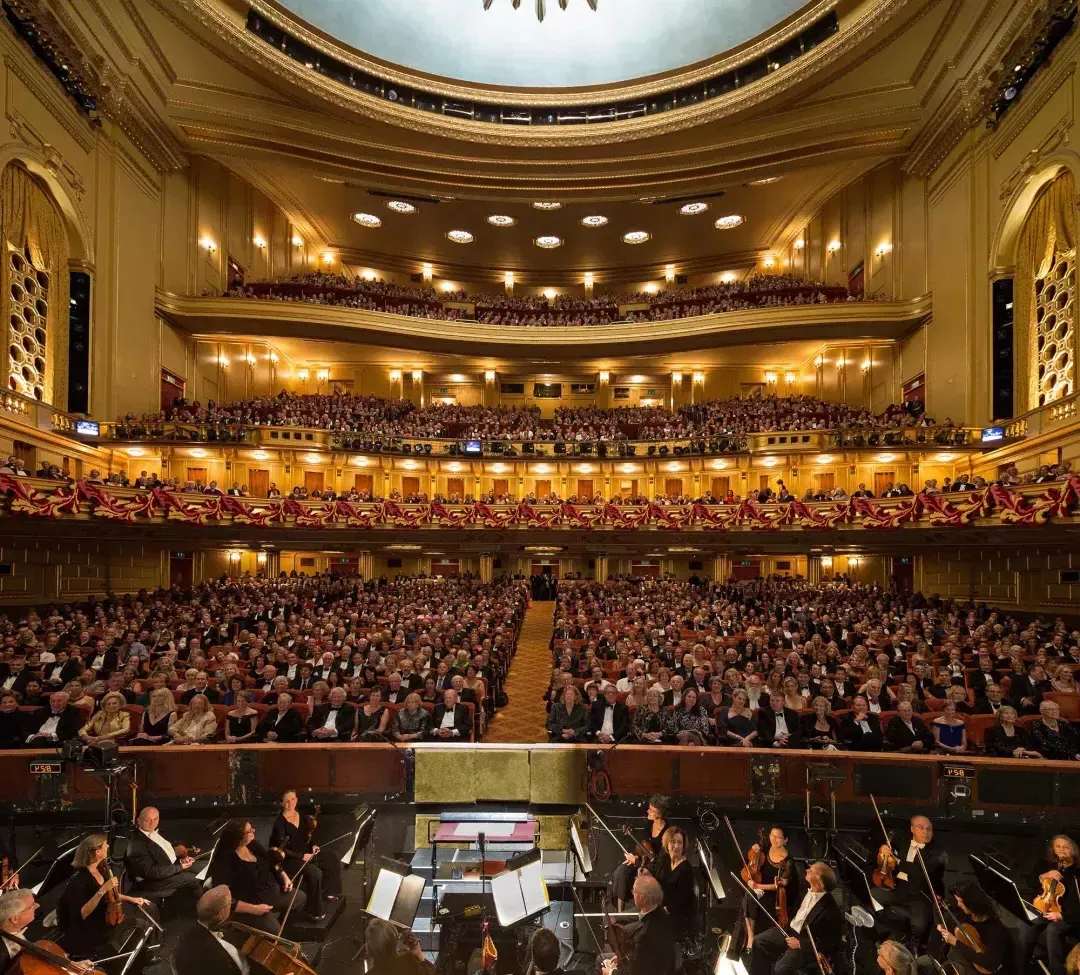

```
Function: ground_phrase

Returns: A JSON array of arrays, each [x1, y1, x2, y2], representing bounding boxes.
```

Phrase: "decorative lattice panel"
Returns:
[[6, 247, 48, 401], [1034, 247, 1076, 407]]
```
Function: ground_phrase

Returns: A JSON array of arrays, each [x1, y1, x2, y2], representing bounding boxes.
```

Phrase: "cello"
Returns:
[[229, 920, 317, 975], [4, 931, 105, 975]]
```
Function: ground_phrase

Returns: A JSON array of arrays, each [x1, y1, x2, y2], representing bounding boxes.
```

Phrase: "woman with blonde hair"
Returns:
[[631, 687, 672, 744], [130, 686, 176, 746], [79, 691, 131, 745], [392, 691, 430, 742], [176, 667, 200, 693], [546, 684, 590, 742], [781, 676, 804, 712], [168, 692, 218, 744], [135, 671, 169, 707]]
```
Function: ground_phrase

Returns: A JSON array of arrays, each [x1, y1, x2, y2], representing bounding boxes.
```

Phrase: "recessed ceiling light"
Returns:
[[487, 215, 516, 227], [750, 176, 782, 185], [622, 231, 651, 245], [679, 202, 709, 215], [580, 215, 609, 227], [534, 236, 563, 249], [353, 212, 382, 227], [386, 200, 417, 214], [714, 214, 745, 230], [532, 202, 562, 210], [446, 230, 474, 243]]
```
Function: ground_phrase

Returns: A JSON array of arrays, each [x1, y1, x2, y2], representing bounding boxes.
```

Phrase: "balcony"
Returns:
[[154, 290, 933, 356]]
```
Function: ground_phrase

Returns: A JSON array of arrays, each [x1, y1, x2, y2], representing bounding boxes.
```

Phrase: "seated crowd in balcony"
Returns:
[[542, 577, 1080, 758], [0, 575, 527, 749], [207, 270, 884, 326]]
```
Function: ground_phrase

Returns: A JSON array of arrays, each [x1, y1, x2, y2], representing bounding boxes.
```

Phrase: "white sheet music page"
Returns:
[[491, 869, 526, 926], [520, 858, 550, 916], [367, 870, 403, 919]]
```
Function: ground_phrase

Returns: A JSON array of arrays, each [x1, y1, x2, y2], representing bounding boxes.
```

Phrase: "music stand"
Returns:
[[490, 849, 550, 928], [806, 764, 846, 858], [696, 836, 725, 902], [835, 846, 883, 913], [568, 819, 592, 877], [363, 857, 425, 930], [970, 855, 1039, 922]]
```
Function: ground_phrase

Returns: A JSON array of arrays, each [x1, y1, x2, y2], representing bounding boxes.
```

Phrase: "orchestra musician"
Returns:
[[0, 888, 39, 968], [749, 861, 843, 975], [921, 881, 1010, 975], [600, 874, 676, 975], [57, 834, 155, 960], [744, 826, 794, 950], [209, 819, 308, 935], [528, 927, 586, 975], [1019, 834, 1080, 975], [648, 827, 696, 945], [872, 815, 947, 949], [363, 917, 434, 975], [125, 806, 204, 912], [877, 939, 917, 975], [268, 789, 343, 919], [172, 885, 251, 975], [610, 795, 669, 912]]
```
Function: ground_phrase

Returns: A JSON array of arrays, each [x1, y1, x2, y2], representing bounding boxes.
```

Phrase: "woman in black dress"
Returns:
[[984, 705, 1042, 758], [800, 696, 840, 750], [611, 795, 670, 911], [651, 826, 697, 945], [268, 789, 341, 917], [743, 825, 795, 951], [226, 689, 259, 743], [209, 818, 308, 934], [58, 834, 153, 960], [716, 689, 758, 747], [355, 685, 390, 741], [129, 686, 177, 746], [0, 691, 25, 749]]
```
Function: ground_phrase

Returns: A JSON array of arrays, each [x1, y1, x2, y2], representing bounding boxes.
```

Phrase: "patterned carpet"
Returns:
[[484, 600, 555, 743]]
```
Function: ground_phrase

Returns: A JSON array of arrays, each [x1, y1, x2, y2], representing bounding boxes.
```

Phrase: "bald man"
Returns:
[[172, 886, 247, 975], [873, 815, 947, 949], [749, 862, 843, 975], [601, 874, 675, 975], [125, 806, 204, 911]]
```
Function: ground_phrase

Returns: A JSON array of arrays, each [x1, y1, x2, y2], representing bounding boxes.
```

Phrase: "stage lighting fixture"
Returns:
[[659, 446, 669, 456], [626, 445, 636, 456], [413, 443, 424, 453], [523, 443, 535, 454], [554, 442, 566, 454], [647, 446, 657, 456], [617, 443, 628, 457], [579, 443, 593, 455], [597, 443, 607, 457], [424, 444, 432, 454]]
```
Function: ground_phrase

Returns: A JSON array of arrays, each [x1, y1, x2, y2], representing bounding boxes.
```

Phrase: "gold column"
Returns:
[[480, 554, 494, 583]]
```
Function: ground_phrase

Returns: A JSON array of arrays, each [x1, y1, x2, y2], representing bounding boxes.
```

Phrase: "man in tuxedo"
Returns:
[[256, 666, 278, 693], [601, 874, 675, 975], [312, 652, 340, 683], [306, 687, 356, 741], [0, 659, 32, 697], [181, 671, 219, 705], [23, 691, 81, 747], [757, 695, 802, 748], [428, 689, 471, 741], [972, 683, 1010, 714], [0, 887, 40, 968], [884, 702, 935, 753], [432, 661, 453, 693], [749, 862, 844, 975], [384, 674, 407, 705], [256, 693, 304, 742], [125, 806, 203, 909], [530, 927, 585, 974], [591, 685, 630, 743], [873, 815, 947, 949], [290, 663, 315, 692], [172, 885, 246, 974]]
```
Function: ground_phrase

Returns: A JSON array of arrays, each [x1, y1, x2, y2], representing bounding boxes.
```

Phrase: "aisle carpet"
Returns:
[[484, 600, 555, 743]]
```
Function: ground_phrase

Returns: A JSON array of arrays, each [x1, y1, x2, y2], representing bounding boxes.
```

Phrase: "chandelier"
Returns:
[[483, 0, 598, 24]]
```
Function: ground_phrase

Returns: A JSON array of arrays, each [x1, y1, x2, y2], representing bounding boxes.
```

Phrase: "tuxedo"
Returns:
[[172, 923, 245, 975], [124, 830, 204, 900], [884, 714, 935, 752], [313, 665, 340, 682], [840, 712, 883, 751], [383, 688, 408, 705], [306, 703, 356, 741], [83, 648, 119, 675], [256, 707, 304, 742], [622, 907, 676, 975], [427, 703, 471, 740], [749, 890, 844, 975], [756, 707, 803, 747], [590, 699, 630, 742], [289, 675, 315, 691], [0, 668, 34, 696], [874, 839, 947, 947], [24, 705, 82, 745]]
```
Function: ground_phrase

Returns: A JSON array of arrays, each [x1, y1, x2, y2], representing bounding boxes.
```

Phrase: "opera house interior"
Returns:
[[5, 0, 1080, 973]]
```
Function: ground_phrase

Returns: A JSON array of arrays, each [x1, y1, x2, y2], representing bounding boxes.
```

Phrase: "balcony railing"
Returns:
[[0, 389, 82, 435], [1004, 392, 1080, 440]]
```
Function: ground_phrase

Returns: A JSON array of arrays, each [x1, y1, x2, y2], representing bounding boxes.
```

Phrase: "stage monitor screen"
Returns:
[[75, 420, 99, 436], [464, 440, 482, 455]]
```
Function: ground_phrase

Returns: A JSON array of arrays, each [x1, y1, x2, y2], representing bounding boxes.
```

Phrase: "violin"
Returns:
[[598, 893, 632, 971], [301, 804, 321, 849], [1034, 861, 1067, 915], [743, 826, 767, 887], [950, 922, 990, 975], [7, 935, 105, 975], [869, 795, 899, 889], [620, 824, 656, 865], [173, 844, 201, 859], [99, 861, 124, 927]]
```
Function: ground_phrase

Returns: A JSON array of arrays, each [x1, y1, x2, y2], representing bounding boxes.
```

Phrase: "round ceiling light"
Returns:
[[714, 214, 745, 230], [446, 230, 474, 244], [353, 212, 382, 228], [386, 200, 417, 214], [534, 236, 563, 249], [532, 202, 562, 210], [679, 202, 709, 215], [580, 215, 609, 227], [487, 215, 516, 227], [622, 231, 651, 245]]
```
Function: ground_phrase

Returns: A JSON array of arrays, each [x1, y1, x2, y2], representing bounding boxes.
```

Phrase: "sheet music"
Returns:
[[367, 870, 403, 919], [520, 858, 550, 917], [491, 870, 526, 926], [453, 822, 516, 838]]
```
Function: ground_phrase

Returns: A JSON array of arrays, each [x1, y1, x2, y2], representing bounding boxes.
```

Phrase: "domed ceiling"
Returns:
[[273, 0, 810, 88]]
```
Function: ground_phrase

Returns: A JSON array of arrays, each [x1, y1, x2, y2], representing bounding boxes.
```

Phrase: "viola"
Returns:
[[620, 824, 656, 865], [869, 794, 899, 889], [598, 893, 633, 971], [952, 922, 990, 975], [301, 804, 321, 849], [1034, 861, 1067, 915], [99, 861, 124, 928], [173, 844, 200, 859]]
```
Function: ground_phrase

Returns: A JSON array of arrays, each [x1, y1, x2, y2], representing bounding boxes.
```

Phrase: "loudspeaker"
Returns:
[[68, 271, 91, 414], [992, 277, 1014, 420]]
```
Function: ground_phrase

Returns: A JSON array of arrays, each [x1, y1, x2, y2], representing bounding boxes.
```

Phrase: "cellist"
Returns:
[[922, 881, 1009, 975], [1019, 834, 1080, 975], [0, 888, 37, 967]]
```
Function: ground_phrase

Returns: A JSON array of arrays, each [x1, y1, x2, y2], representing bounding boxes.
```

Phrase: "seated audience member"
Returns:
[[130, 687, 177, 746], [631, 687, 673, 744], [428, 688, 471, 741], [355, 685, 391, 741], [931, 701, 968, 754], [392, 692, 431, 742], [0, 691, 26, 748], [307, 686, 356, 742], [717, 689, 757, 747], [840, 695, 883, 751], [757, 693, 802, 748], [364, 916, 435, 975], [78, 691, 131, 745], [984, 705, 1041, 759], [672, 687, 712, 746], [801, 695, 840, 749], [592, 684, 630, 743], [225, 691, 259, 743], [24, 691, 81, 748], [884, 701, 935, 753], [169, 694, 219, 744], [1030, 700, 1080, 761], [257, 692, 303, 743], [547, 685, 591, 742]]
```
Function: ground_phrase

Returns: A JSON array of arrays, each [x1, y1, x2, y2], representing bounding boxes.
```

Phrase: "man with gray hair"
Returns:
[[0, 888, 37, 964], [601, 873, 675, 975], [172, 885, 249, 974]]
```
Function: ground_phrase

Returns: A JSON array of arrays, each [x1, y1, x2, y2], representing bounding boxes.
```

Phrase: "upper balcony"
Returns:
[[154, 290, 932, 357]]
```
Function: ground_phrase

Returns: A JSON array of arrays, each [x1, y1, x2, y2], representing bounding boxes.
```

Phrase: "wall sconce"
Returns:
[[484, 370, 496, 382], [785, 371, 796, 384], [253, 236, 267, 249], [322, 252, 335, 265], [200, 237, 217, 254], [644, 282, 658, 294], [815, 355, 825, 368], [820, 555, 833, 568], [720, 271, 737, 283], [411, 369, 423, 382], [269, 351, 279, 364], [297, 368, 310, 381], [291, 236, 303, 247], [672, 372, 683, 383], [598, 371, 610, 383], [228, 551, 242, 562], [584, 272, 594, 287], [389, 370, 402, 382], [504, 271, 514, 287], [317, 368, 330, 381], [861, 360, 871, 373], [244, 353, 256, 366], [422, 263, 433, 283], [827, 240, 841, 254], [794, 239, 805, 250], [763, 255, 775, 267], [764, 371, 778, 384], [761, 456, 779, 468], [217, 355, 229, 368], [257, 551, 267, 565], [875, 242, 893, 259], [692, 372, 705, 384], [665, 264, 676, 283], [543, 288, 557, 300], [190, 448, 206, 458]]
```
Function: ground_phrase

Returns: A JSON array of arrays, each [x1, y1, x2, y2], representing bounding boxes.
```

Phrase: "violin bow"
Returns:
[[275, 856, 311, 938], [723, 816, 753, 879], [0, 845, 43, 890], [913, 849, 952, 939], [584, 802, 631, 856], [805, 923, 829, 975], [868, 794, 893, 850], [729, 872, 789, 933]]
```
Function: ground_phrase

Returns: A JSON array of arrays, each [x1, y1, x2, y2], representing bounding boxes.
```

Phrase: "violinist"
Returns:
[[648, 827, 696, 945], [877, 940, 917, 975], [125, 806, 203, 912], [873, 816, 947, 950], [600, 874, 676, 975], [363, 917, 435, 975], [268, 789, 342, 919], [925, 881, 1010, 975], [611, 796, 669, 912], [528, 928, 585, 975], [744, 826, 794, 951], [749, 862, 843, 975], [172, 885, 272, 975], [1019, 834, 1080, 975], [57, 834, 153, 960]]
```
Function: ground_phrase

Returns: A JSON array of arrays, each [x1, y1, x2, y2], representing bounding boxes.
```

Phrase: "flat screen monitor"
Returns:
[[75, 420, 100, 436], [464, 439, 482, 454]]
